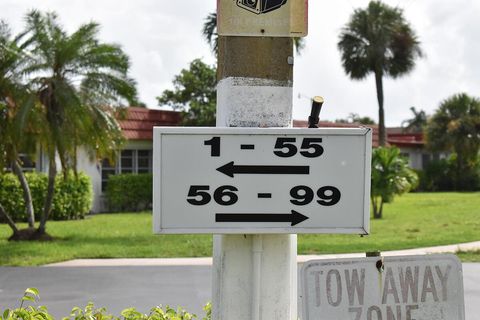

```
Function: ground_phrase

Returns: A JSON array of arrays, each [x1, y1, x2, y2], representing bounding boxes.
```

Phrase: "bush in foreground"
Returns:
[[1, 288, 211, 320]]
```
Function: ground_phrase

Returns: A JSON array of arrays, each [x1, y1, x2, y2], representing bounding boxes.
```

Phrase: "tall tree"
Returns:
[[157, 59, 217, 126], [338, 1, 422, 146], [426, 93, 480, 190], [202, 12, 305, 56], [22, 11, 137, 236], [0, 20, 38, 237]]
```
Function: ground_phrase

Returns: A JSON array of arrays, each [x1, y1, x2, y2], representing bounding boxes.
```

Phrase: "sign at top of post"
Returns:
[[217, 0, 308, 37]]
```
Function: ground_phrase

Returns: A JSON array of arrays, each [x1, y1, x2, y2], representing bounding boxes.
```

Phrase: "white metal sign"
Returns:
[[301, 254, 465, 320], [217, 0, 308, 37], [153, 127, 371, 234]]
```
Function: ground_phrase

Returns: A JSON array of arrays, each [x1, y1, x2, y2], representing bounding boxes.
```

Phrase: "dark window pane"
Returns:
[[121, 150, 133, 157], [19, 155, 35, 169], [138, 168, 149, 174], [121, 158, 133, 168], [422, 154, 431, 169], [138, 150, 150, 157], [122, 169, 133, 174], [102, 158, 114, 168], [102, 170, 115, 180], [138, 157, 149, 168]]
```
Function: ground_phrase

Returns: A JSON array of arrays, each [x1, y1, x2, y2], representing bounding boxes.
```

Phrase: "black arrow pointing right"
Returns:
[[215, 210, 309, 226]]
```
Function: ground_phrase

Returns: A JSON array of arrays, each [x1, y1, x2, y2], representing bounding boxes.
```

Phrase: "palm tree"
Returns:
[[338, 1, 422, 146], [202, 12, 305, 56], [401, 106, 427, 133], [371, 147, 418, 219], [0, 20, 38, 236], [426, 93, 480, 190], [23, 11, 137, 235]]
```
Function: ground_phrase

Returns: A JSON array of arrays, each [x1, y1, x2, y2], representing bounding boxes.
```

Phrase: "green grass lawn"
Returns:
[[0, 192, 479, 266]]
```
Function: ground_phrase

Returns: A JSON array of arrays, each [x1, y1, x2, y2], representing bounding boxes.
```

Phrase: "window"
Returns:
[[101, 149, 152, 191], [137, 150, 152, 173], [121, 150, 134, 173], [101, 158, 116, 191], [4, 154, 36, 172], [422, 153, 432, 169]]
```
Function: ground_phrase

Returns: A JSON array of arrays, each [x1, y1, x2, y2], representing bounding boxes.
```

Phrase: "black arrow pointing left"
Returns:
[[215, 210, 309, 226], [217, 161, 310, 178]]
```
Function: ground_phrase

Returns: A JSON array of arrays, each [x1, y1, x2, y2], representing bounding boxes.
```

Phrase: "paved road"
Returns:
[[1, 264, 479, 319]]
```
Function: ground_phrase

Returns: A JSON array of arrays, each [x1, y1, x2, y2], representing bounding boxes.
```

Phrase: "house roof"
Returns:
[[293, 120, 381, 147], [292, 120, 424, 148], [118, 107, 181, 140], [117, 109, 425, 147]]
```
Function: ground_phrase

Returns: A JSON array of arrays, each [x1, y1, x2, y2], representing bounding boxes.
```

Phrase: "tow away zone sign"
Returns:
[[301, 254, 465, 320]]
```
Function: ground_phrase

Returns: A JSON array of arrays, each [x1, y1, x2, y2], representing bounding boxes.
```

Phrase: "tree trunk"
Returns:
[[372, 196, 383, 219], [38, 158, 56, 234], [0, 202, 19, 235], [375, 70, 387, 147], [11, 159, 35, 228]]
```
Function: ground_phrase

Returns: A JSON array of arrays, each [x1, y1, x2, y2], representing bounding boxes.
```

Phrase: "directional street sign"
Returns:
[[301, 255, 465, 320], [153, 127, 372, 234]]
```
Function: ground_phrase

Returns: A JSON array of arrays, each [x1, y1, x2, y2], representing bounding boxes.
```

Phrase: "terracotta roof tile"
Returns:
[[117, 107, 181, 140], [293, 120, 380, 147]]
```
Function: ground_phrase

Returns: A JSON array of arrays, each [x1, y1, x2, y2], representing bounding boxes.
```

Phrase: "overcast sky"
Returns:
[[2, 0, 479, 126]]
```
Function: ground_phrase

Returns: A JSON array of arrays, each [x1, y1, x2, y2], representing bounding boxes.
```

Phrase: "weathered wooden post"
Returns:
[[213, 1, 307, 319]]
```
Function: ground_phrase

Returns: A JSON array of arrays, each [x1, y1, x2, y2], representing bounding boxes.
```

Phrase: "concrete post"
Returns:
[[213, 36, 297, 320]]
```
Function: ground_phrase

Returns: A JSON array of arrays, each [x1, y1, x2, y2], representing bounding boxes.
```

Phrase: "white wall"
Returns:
[[76, 140, 154, 213], [76, 148, 103, 213]]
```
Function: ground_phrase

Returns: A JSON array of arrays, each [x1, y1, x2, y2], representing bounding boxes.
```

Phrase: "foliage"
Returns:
[[1, 288, 53, 320], [157, 59, 216, 126], [0, 172, 92, 222], [0, 288, 209, 320], [106, 174, 152, 212], [401, 106, 427, 133], [426, 93, 480, 190], [335, 113, 376, 125], [202, 12, 305, 56], [417, 156, 480, 192], [0, 11, 138, 237], [370, 147, 418, 219], [0, 20, 40, 231], [414, 159, 452, 192], [338, 0, 422, 146]]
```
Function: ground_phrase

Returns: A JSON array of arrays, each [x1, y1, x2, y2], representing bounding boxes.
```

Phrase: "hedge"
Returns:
[[105, 173, 152, 212], [0, 171, 92, 221]]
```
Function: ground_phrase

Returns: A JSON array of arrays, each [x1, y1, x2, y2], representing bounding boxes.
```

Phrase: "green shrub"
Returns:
[[0, 171, 92, 222], [105, 174, 152, 212], [52, 172, 93, 220], [417, 159, 453, 191], [417, 156, 480, 191], [0, 288, 209, 320]]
